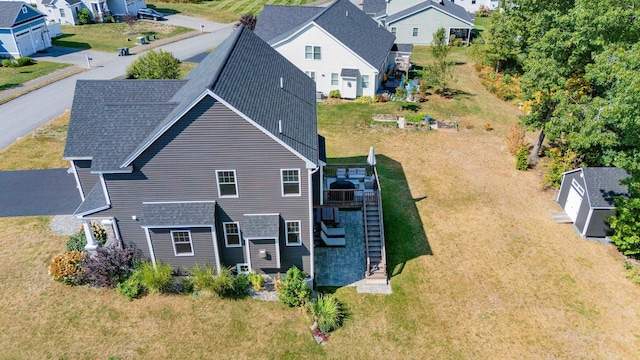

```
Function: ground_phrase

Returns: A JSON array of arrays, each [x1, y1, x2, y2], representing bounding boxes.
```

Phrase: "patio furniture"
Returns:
[[321, 231, 345, 246], [321, 221, 345, 237], [348, 167, 366, 179], [336, 168, 346, 179]]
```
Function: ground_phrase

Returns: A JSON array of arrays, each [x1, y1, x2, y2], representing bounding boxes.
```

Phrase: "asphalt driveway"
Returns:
[[0, 169, 81, 217]]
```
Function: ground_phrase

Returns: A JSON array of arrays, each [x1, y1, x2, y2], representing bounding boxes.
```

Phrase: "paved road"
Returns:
[[0, 23, 233, 151], [0, 169, 81, 217]]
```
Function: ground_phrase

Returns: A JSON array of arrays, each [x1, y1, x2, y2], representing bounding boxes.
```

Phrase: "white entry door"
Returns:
[[341, 77, 357, 99], [565, 187, 583, 223]]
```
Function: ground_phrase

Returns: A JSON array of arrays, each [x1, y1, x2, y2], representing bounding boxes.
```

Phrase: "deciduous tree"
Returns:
[[126, 49, 181, 79]]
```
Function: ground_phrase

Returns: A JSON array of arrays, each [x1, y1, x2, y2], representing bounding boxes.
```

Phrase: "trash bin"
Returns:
[[136, 36, 146, 45], [145, 35, 150, 42], [117, 47, 124, 56], [151, 34, 156, 40], [123, 47, 129, 56]]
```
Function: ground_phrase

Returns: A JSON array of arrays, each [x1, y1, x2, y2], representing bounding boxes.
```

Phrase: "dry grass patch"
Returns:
[[0, 111, 69, 170]]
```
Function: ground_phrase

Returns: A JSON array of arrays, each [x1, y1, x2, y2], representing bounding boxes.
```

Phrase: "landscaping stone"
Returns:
[[50, 215, 81, 235]]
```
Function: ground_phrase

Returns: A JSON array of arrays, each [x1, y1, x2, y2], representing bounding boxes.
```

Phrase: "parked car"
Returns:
[[137, 8, 165, 21]]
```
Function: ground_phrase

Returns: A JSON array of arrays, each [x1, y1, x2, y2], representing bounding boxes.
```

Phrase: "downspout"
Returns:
[[308, 165, 321, 281]]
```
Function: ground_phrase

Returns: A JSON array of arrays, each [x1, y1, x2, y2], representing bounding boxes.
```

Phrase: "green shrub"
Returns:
[[475, 5, 491, 17], [515, 145, 529, 171], [104, 15, 116, 23], [17, 57, 34, 66], [542, 148, 578, 188], [49, 251, 84, 285], [353, 95, 373, 104], [211, 266, 234, 297], [394, 86, 408, 101], [311, 294, 344, 333], [329, 90, 341, 98], [191, 263, 217, 293], [66, 230, 87, 252], [278, 265, 311, 307], [77, 8, 92, 25], [2, 59, 18, 68], [138, 261, 173, 294], [249, 272, 263, 292], [179, 277, 194, 294], [405, 113, 428, 123], [126, 49, 181, 79], [232, 273, 250, 297], [116, 270, 146, 301], [91, 222, 107, 246]]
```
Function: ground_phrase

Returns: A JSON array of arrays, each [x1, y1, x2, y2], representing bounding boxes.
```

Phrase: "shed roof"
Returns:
[[581, 167, 630, 208], [387, 0, 473, 26], [255, 0, 395, 71], [243, 214, 280, 238], [341, 68, 360, 77], [0, 1, 45, 28], [141, 202, 216, 227], [363, 0, 387, 17]]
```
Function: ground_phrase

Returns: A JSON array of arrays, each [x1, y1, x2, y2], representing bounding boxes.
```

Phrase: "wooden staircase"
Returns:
[[364, 197, 387, 284]]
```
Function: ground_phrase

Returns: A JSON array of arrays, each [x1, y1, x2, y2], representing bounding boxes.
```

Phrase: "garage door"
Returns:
[[565, 179, 584, 223], [15, 31, 34, 57], [32, 26, 47, 52]]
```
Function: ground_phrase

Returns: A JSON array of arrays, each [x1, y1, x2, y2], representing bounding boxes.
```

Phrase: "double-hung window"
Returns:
[[361, 75, 370, 89], [412, 27, 419, 37], [281, 169, 300, 196], [59, 8, 65, 17], [217, 170, 238, 198], [305, 71, 316, 81], [391, 27, 396, 35], [171, 230, 194, 256], [224, 222, 241, 247], [305, 45, 321, 60], [286, 221, 301, 246], [331, 73, 339, 86]]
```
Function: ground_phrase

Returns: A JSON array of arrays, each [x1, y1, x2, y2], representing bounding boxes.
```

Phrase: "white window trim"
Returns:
[[305, 71, 316, 81], [223, 222, 242, 248], [391, 27, 396, 35], [236, 263, 250, 274], [331, 73, 339, 86], [216, 170, 239, 198], [362, 75, 370, 89], [305, 45, 321, 60], [286, 220, 302, 246], [22, 6, 28, 14], [281, 168, 301, 197], [413, 27, 419, 37], [171, 230, 194, 257]]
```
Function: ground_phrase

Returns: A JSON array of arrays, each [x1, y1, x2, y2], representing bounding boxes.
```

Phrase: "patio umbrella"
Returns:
[[367, 146, 376, 166]]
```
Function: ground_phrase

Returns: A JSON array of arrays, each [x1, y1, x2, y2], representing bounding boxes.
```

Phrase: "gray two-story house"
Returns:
[[64, 26, 324, 277]]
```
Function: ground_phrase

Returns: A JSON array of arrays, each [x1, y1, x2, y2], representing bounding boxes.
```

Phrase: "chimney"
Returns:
[[280, 77, 283, 89], [279, 120, 283, 134]]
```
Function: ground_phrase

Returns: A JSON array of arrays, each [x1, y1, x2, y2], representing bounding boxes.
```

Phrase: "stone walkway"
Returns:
[[314, 209, 365, 286]]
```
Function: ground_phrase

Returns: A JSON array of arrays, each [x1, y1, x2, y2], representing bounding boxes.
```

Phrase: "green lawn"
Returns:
[[1, 45, 640, 359], [0, 61, 71, 92], [52, 22, 192, 53], [148, 0, 318, 24]]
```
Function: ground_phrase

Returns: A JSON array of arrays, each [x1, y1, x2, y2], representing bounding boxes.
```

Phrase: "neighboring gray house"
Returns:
[[64, 26, 324, 277], [557, 167, 629, 238], [0, 1, 51, 58], [254, 0, 399, 99], [35, 0, 145, 24], [365, 0, 474, 45]]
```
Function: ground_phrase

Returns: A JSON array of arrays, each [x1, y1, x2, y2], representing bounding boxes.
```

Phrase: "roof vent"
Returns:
[[280, 77, 283, 89], [279, 120, 283, 134]]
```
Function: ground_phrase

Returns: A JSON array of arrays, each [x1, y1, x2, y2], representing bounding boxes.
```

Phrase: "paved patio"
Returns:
[[314, 209, 365, 287]]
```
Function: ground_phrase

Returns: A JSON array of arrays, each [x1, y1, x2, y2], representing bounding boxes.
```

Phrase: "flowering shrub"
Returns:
[[49, 251, 84, 285], [77, 246, 138, 288]]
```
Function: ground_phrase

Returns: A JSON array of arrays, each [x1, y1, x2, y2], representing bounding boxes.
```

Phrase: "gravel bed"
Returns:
[[50, 215, 81, 235]]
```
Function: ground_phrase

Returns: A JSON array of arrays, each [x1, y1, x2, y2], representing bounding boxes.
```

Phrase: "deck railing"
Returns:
[[373, 166, 386, 275]]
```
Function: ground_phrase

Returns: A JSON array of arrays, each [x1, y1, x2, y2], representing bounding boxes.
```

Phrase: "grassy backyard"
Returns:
[[148, 0, 318, 23], [0, 61, 71, 92], [52, 22, 192, 53], [1, 47, 640, 358]]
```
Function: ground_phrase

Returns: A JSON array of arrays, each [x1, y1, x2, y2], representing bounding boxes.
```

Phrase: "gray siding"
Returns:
[[248, 238, 278, 272], [96, 96, 313, 274], [149, 227, 217, 270], [574, 192, 591, 235], [585, 209, 615, 238], [74, 160, 98, 198]]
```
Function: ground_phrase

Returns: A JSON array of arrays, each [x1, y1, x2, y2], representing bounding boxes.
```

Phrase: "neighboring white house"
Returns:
[[365, 0, 474, 45], [0, 1, 52, 58], [35, 0, 145, 24], [255, 0, 398, 99], [439, 0, 499, 14]]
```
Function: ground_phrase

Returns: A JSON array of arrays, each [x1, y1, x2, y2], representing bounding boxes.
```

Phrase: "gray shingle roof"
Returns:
[[363, 0, 387, 17], [141, 202, 216, 227], [73, 182, 109, 217], [66, 27, 319, 173], [255, 0, 396, 71], [64, 80, 186, 171], [243, 214, 280, 238], [581, 167, 630, 208], [0, 1, 45, 28], [392, 43, 414, 53], [124, 25, 319, 167], [341, 68, 360, 77], [387, 0, 473, 25]]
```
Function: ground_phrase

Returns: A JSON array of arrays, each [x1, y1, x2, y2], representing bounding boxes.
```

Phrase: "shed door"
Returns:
[[565, 187, 583, 223]]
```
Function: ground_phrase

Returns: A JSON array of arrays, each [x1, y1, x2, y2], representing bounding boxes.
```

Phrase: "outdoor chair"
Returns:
[[336, 168, 346, 179], [321, 231, 345, 246], [321, 221, 345, 237], [348, 167, 366, 179]]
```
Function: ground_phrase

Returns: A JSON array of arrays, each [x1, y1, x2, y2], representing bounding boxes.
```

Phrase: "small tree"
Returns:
[[235, 14, 257, 31], [610, 196, 640, 256], [425, 27, 457, 96], [126, 49, 181, 79], [122, 13, 137, 34], [77, 8, 92, 25]]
